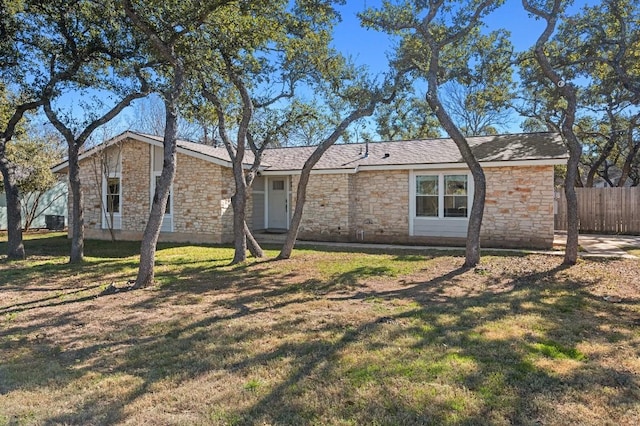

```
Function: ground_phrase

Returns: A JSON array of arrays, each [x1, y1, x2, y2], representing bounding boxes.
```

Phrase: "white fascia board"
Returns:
[[259, 168, 358, 176], [356, 158, 567, 172], [52, 130, 247, 172], [51, 130, 137, 173], [258, 158, 566, 176]]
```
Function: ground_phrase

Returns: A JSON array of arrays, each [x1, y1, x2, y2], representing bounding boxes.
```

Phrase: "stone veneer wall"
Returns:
[[71, 138, 231, 243], [350, 170, 409, 242], [292, 173, 351, 240], [173, 153, 228, 242], [70, 148, 106, 232], [70, 138, 555, 249], [481, 165, 555, 248], [290, 166, 554, 248], [290, 170, 409, 243], [121, 141, 150, 232]]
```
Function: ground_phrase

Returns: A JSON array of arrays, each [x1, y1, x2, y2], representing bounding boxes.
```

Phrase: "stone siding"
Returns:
[[481, 165, 555, 248], [121, 141, 150, 232], [71, 143, 126, 232], [290, 170, 409, 243], [69, 136, 556, 249], [71, 138, 230, 243], [174, 154, 225, 239], [293, 173, 351, 240], [350, 170, 410, 242]]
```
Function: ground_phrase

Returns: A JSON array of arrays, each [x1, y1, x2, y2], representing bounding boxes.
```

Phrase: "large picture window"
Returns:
[[415, 173, 469, 218]]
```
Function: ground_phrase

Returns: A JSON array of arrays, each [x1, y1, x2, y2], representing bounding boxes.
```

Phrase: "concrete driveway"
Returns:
[[554, 232, 640, 259]]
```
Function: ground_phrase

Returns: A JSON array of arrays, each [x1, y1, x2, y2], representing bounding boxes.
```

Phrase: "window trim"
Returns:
[[409, 170, 474, 235], [102, 171, 122, 229]]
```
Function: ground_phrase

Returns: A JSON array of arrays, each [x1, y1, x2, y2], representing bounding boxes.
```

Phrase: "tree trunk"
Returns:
[[68, 144, 85, 263], [278, 171, 310, 259], [277, 104, 379, 260], [425, 51, 485, 267], [0, 148, 25, 259], [563, 153, 580, 264], [230, 173, 248, 264], [616, 142, 640, 187], [245, 220, 264, 258], [134, 100, 179, 288], [465, 163, 486, 267], [585, 139, 615, 187], [523, 0, 581, 265]]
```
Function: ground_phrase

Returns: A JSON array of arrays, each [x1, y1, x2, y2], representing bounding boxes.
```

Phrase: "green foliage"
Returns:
[[518, 0, 640, 187], [375, 96, 441, 140], [1, 137, 61, 194], [361, 1, 514, 135]]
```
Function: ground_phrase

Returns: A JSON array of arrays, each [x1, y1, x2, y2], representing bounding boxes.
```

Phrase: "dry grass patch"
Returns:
[[1, 233, 639, 425]]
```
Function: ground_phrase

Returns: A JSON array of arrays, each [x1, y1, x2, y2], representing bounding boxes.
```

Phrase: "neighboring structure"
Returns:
[[52, 131, 568, 249], [0, 181, 68, 230]]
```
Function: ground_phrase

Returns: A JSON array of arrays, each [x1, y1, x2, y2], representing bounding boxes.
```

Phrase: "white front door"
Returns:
[[267, 178, 288, 229]]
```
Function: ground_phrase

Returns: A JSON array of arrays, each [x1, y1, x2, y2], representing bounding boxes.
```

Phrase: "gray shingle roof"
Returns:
[[141, 131, 568, 171]]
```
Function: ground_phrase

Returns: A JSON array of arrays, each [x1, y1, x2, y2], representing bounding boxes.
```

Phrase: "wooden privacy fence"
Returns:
[[555, 187, 640, 234]]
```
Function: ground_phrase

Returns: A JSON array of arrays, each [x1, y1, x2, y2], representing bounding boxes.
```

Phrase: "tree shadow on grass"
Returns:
[[2, 242, 639, 424], [226, 261, 640, 424]]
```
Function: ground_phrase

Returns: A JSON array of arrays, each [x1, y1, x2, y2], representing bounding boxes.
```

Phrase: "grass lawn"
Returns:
[[1, 232, 639, 425]]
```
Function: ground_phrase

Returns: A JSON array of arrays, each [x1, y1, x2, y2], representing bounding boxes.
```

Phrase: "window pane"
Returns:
[[272, 180, 284, 190], [444, 196, 467, 217], [106, 177, 120, 213], [444, 175, 467, 195], [416, 195, 438, 217], [444, 175, 467, 217], [416, 175, 438, 195]]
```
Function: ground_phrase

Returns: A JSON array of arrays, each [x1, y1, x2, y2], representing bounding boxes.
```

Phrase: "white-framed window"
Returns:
[[102, 172, 122, 229], [414, 172, 471, 219], [106, 177, 121, 214], [416, 175, 439, 217]]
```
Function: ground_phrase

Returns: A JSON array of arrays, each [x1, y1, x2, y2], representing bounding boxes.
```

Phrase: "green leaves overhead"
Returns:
[[518, 0, 639, 187], [1, 137, 60, 194]]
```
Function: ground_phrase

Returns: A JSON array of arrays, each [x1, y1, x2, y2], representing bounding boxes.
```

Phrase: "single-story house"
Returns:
[[52, 130, 568, 248]]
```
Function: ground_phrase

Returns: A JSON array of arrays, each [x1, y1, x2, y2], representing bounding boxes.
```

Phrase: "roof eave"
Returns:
[[259, 157, 568, 175]]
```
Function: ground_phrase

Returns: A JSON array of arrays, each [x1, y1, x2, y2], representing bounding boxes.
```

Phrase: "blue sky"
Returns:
[[324, 0, 596, 135], [331, 0, 595, 73], [55, 0, 598, 142]]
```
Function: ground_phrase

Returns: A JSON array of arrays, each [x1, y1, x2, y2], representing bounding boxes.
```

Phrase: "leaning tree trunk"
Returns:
[[278, 171, 311, 259], [425, 48, 485, 267], [464, 162, 486, 266], [68, 144, 85, 263], [523, 0, 581, 265], [245, 220, 264, 258], [0, 150, 25, 259]]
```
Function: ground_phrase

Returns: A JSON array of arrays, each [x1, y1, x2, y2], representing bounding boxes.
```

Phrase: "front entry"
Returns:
[[267, 177, 288, 230]]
